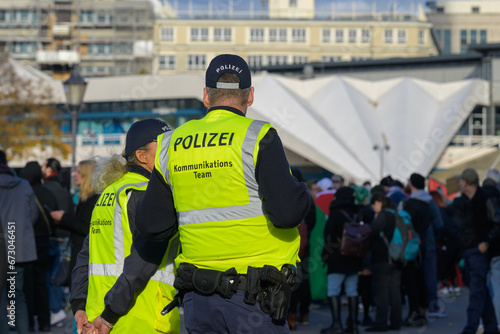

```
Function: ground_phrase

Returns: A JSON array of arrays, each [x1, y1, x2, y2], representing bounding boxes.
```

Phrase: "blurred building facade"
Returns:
[[426, 0, 500, 55], [0, 0, 155, 79], [154, 0, 439, 74]]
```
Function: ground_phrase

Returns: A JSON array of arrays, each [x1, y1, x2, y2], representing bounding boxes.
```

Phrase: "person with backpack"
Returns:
[[404, 173, 444, 319], [365, 192, 402, 332], [322, 187, 365, 334]]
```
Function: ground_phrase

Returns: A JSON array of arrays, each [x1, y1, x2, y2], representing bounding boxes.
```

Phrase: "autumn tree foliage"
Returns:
[[0, 52, 70, 161]]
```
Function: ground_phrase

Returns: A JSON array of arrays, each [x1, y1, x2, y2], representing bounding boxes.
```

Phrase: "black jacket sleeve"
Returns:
[[70, 234, 89, 314], [134, 168, 178, 241], [101, 233, 168, 324], [255, 129, 310, 228]]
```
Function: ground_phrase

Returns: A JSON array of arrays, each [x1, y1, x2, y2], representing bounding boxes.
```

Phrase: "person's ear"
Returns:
[[135, 150, 147, 165], [247, 87, 254, 107], [203, 88, 210, 108]]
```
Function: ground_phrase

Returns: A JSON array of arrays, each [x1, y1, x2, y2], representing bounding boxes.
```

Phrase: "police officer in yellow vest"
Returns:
[[69, 119, 180, 334], [127, 54, 311, 333]]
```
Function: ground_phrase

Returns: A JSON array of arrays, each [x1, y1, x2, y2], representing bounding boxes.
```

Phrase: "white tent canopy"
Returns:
[[249, 74, 488, 182]]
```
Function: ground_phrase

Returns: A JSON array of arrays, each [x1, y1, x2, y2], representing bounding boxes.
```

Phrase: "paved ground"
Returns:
[[25, 286, 475, 334]]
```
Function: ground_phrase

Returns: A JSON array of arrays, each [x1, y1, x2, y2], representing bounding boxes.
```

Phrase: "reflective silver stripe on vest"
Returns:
[[177, 120, 269, 225], [89, 180, 174, 284], [150, 234, 179, 285], [159, 131, 173, 187]]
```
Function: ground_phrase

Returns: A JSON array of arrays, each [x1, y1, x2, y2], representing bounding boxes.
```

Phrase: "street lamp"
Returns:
[[373, 133, 390, 180], [63, 66, 87, 193]]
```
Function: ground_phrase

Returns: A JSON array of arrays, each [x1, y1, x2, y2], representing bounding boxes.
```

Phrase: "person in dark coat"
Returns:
[[430, 191, 460, 297], [51, 160, 98, 285], [322, 186, 363, 334], [453, 168, 499, 334], [41, 157, 74, 323], [19, 161, 59, 332], [365, 193, 402, 332]]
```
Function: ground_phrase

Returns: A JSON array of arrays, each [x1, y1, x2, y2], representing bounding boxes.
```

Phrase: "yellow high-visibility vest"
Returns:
[[87, 171, 180, 333], [155, 108, 299, 274]]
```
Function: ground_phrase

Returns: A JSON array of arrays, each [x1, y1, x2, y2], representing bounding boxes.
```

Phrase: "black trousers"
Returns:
[[289, 261, 311, 317], [371, 262, 402, 328], [402, 260, 427, 315], [438, 240, 460, 286], [24, 244, 51, 328]]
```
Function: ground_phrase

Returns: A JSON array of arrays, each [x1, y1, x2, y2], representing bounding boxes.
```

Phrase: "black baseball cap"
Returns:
[[205, 54, 251, 89], [125, 119, 170, 159]]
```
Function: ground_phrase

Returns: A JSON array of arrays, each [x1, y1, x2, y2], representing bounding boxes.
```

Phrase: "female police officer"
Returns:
[[70, 119, 180, 334]]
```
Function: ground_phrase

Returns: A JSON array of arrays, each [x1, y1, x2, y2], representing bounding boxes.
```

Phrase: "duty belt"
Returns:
[[162, 263, 297, 321]]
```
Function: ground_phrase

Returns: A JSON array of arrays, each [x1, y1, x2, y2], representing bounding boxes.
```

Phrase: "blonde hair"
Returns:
[[78, 160, 97, 202], [91, 154, 129, 193], [91, 143, 152, 193]]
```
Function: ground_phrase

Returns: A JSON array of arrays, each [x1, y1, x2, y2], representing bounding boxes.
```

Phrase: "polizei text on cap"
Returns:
[[216, 64, 242, 73]]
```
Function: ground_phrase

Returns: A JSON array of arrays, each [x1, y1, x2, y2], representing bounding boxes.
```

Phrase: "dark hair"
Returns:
[[0, 150, 6, 165], [363, 181, 371, 187], [46, 158, 62, 174], [394, 180, 404, 188], [370, 192, 396, 210]]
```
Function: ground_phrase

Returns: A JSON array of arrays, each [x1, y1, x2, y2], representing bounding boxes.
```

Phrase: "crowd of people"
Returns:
[[289, 169, 500, 334]]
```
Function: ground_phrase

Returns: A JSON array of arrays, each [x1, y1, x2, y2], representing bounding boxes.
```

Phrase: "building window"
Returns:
[[290, 0, 297, 7], [443, 29, 451, 55], [480, 30, 487, 43], [384, 29, 393, 43], [436, 7, 444, 13], [470, 30, 477, 44], [362, 29, 371, 43], [248, 55, 263, 68], [472, 6, 480, 13], [348, 29, 357, 43], [89, 43, 113, 55], [159, 55, 175, 70], [14, 10, 30, 22], [397, 29, 407, 43], [322, 29, 330, 43], [12, 42, 35, 54], [250, 28, 264, 42], [321, 56, 342, 63], [270, 28, 287, 42], [267, 55, 287, 66], [460, 29, 467, 53], [419, 30, 425, 44], [269, 28, 277, 42], [191, 28, 208, 42], [352, 56, 370, 61], [187, 55, 206, 70], [293, 56, 308, 64], [292, 28, 306, 42], [278, 28, 287, 42], [335, 29, 344, 43], [214, 28, 232, 42], [160, 27, 174, 41], [0, 10, 6, 21], [79, 10, 94, 23], [97, 11, 111, 23], [116, 43, 133, 55]]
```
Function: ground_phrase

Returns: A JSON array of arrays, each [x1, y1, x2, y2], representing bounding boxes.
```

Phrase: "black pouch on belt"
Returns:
[[173, 262, 197, 292], [192, 269, 223, 295], [244, 266, 261, 305]]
